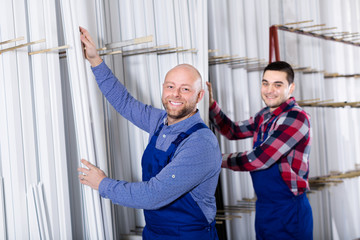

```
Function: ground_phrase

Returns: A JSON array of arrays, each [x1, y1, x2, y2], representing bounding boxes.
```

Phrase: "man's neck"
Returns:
[[167, 110, 197, 126]]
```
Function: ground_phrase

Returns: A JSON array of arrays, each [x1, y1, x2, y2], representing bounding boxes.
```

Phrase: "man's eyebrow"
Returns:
[[163, 81, 174, 85], [164, 81, 193, 88], [262, 79, 284, 84]]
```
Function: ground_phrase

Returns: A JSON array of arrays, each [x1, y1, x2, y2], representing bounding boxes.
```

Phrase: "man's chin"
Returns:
[[167, 110, 195, 121], [265, 103, 280, 109], [167, 113, 185, 120]]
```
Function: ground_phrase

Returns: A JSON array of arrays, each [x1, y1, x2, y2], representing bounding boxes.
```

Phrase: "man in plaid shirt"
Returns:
[[207, 61, 313, 239]]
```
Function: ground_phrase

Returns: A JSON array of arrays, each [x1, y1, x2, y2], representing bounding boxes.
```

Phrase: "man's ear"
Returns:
[[197, 89, 205, 103], [289, 83, 295, 95]]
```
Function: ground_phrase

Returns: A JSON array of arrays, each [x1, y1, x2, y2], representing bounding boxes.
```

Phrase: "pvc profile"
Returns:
[[0, 39, 45, 54], [0, 36, 24, 45], [276, 25, 360, 47], [28, 44, 70, 55]]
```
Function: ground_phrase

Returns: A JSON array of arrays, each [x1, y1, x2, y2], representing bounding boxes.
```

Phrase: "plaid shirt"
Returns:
[[209, 97, 311, 196]]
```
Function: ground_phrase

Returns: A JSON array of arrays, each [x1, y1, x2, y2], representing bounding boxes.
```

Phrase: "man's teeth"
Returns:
[[170, 101, 182, 105]]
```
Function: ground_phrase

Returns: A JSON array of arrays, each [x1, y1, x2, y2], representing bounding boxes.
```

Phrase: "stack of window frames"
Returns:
[[0, 0, 208, 238], [0, 0, 72, 238]]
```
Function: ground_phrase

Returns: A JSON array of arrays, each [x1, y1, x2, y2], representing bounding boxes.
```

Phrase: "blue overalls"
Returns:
[[141, 122, 218, 240], [251, 106, 313, 240]]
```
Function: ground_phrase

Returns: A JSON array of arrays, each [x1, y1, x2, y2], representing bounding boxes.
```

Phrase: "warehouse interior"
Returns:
[[1, 0, 360, 239]]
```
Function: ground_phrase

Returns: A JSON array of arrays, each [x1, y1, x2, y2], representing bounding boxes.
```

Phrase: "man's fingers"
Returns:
[[82, 33, 95, 46], [79, 26, 90, 40], [80, 159, 96, 173], [79, 26, 87, 34], [79, 27, 96, 46], [81, 159, 92, 167], [86, 34, 96, 46], [79, 31, 92, 48], [80, 34, 92, 48], [206, 82, 213, 96], [206, 82, 212, 94], [78, 166, 90, 174]]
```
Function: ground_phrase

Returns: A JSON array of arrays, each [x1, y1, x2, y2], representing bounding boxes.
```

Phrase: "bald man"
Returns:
[[78, 27, 221, 240]]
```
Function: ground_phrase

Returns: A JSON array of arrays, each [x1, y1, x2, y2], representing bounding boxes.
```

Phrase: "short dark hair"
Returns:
[[263, 61, 294, 85]]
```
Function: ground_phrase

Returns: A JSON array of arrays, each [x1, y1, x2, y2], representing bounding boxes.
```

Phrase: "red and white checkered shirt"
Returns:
[[209, 97, 311, 196]]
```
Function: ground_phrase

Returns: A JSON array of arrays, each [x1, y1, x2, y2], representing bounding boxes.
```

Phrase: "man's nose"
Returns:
[[173, 88, 181, 97], [267, 84, 275, 93]]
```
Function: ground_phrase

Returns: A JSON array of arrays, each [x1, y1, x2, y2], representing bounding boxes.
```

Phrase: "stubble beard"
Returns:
[[262, 95, 288, 111], [162, 99, 197, 122], [165, 104, 193, 120]]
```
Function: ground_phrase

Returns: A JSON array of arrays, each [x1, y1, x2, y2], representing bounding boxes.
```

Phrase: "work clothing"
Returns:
[[210, 97, 311, 196], [142, 122, 218, 239], [92, 62, 221, 238], [210, 97, 313, 239], [251, 104, 313, 239]]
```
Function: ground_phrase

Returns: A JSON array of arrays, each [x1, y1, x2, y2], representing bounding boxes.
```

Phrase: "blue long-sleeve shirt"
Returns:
[[92, 62, 222, 223]]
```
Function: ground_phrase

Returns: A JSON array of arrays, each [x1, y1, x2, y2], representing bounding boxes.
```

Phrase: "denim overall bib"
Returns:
[[251, 105, 313, 240], [141, 122, 218, 240]]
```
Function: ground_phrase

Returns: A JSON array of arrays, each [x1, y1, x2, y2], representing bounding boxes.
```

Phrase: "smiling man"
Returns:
[[207, 61, 313, 239], [162, 64, 204, 125], [78, 27, 221, 240]]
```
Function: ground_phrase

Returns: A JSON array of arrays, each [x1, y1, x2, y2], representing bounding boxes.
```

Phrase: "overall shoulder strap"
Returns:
[[167, 123, 208, 162], [172, 123, 208, 147], [153, 123, 165, 136]]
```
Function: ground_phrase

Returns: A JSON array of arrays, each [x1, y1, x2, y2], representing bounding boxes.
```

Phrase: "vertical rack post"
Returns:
[[269, 25, 280, 63]]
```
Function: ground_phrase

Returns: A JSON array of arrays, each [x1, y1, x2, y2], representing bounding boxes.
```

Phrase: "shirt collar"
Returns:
[[162, 110, 202, 133], [271, 97, 296, 117]]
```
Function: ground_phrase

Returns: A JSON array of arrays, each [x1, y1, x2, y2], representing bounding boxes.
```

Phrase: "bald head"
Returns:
[[165, 64, 203, 92]]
